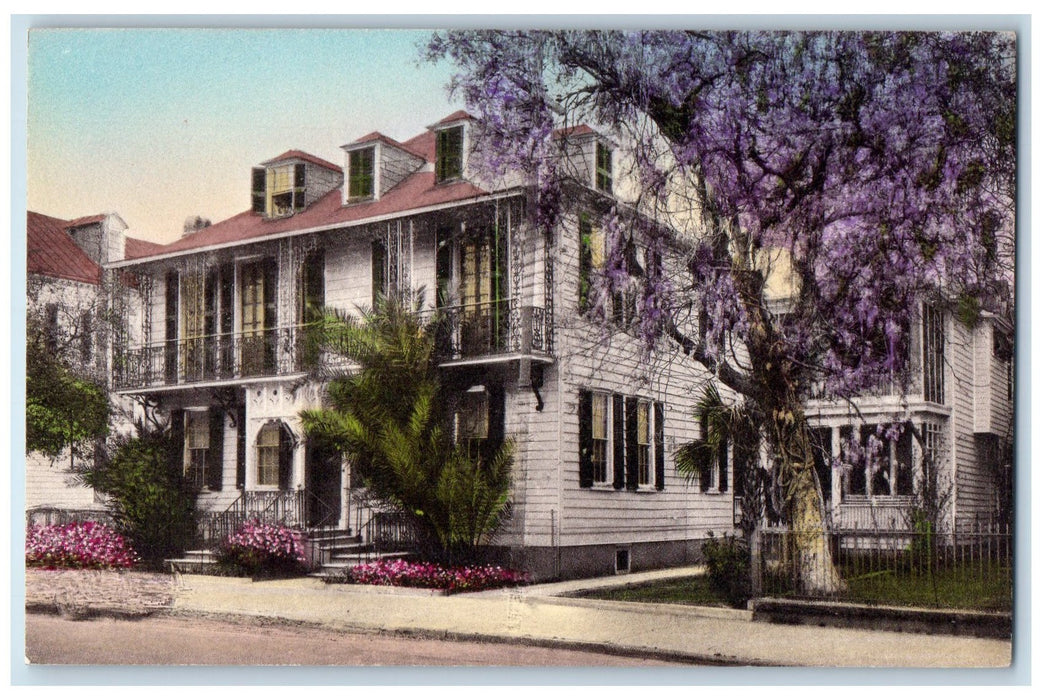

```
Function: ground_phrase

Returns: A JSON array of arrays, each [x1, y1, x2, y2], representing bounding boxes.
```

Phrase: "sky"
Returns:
[[26, 28, 462, 244]]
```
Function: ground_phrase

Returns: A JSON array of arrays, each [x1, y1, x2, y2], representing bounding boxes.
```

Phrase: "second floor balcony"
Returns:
[[113, 301, 553, 391]]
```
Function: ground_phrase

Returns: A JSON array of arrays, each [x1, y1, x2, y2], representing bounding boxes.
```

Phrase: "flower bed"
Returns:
[[343, 559, 528, 592], [26, 521, 139, 570], [215, 521, 309, 577]]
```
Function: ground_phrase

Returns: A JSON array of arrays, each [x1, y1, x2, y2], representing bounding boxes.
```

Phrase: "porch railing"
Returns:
[[113, 324, 347, 390]]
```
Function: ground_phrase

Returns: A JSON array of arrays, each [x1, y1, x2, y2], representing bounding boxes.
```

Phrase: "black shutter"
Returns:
[[207, 410, 224, 491], [278, 424, 293, 491], [612, 394, 625, 490], [235, 406, 246, 490], [654, 401, 665, 491], [699, 416, 711, 492], [625, 397, 639, 490], [251, 167, 266, 213], [372, 239, 387, 309], [578, 390, 593, 488], [169, 409, 185, 476]]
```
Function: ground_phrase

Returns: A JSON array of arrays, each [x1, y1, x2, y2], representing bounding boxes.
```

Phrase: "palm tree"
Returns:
[[300, 292, 514, 559]]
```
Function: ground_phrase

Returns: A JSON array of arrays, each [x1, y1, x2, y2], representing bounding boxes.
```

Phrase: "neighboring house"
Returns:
[[803, 305, 1014, 534], [105, 111, 734, 580], [25, 210, 159, 519]]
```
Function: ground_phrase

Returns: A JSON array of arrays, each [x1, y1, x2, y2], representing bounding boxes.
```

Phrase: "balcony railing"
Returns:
[[114, 303, 553, 391], [426, 301, 552, 361], [113, 324, 333, 390]]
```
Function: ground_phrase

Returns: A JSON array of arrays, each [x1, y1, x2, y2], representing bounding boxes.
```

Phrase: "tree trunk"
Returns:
[[772, 405, 846, 595]]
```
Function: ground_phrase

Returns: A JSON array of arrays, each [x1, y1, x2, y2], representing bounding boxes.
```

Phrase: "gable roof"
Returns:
[[65, 213, 108, 228], [345, 131, 426, 160], [27, 211, 103, 285], [261, 149, 341, 172]]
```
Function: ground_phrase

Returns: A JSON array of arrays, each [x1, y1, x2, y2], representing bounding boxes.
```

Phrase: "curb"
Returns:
[[750, 598, 1012, 639]]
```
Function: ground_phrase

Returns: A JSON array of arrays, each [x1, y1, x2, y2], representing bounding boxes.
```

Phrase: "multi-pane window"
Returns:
[[348, 147, 375, 200], [697, 415, 728, 493], [256, 423, 281, 487], [595, 142, 613, 192], [922, 304, 945, 403], [254, 164, 306, 217], [636, 400, 652, 486], [435, 126, 464, 182], [581, 390, 665, 491], [590, 392, 610, 485], [457, 388, 490, 458], [185, 411, 210, 490], [841, 424, 913, 499], [578, 213, 606, 311]]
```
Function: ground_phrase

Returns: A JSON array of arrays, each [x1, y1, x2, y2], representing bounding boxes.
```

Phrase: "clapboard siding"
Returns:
[[949, 318, 988, 529], [25, 451, 99, 510]]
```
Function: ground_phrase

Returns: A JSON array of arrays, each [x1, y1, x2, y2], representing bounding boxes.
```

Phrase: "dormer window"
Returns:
[[435, 125, 464, 182], [251, 163, 306, 217], [348, 147, 375, 200], [595, 142, 613, 193]]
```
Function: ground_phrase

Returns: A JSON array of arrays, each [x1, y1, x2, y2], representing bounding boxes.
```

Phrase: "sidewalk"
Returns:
[[169, 568, 1012, 667]]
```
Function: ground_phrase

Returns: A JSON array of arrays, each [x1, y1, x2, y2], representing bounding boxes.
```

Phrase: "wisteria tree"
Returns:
[[427, 30, 1016, 593]]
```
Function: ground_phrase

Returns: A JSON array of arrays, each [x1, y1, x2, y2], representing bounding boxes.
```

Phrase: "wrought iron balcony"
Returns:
[[425, 301, 552, 361], [113, 324, 335, 391]]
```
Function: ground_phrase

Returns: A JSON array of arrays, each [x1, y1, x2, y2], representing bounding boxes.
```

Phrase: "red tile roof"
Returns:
[[64, 213, 107, 228], [27, 211, 102, 285], [262, 149, 340, 172], [554, 124, 596, 138], [433, 110, 475, 126], [125, 236, 167, 259], [347, 131, 427, 160], [130, 172, 487, 258]]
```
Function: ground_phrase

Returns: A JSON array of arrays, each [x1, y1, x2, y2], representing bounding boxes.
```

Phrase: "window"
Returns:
[[636, 400, 652, 486], [595, 142, 613, 192], [255, 164, 306, 217], [185, 411, 209, 490], [922, 304, 945, 403], [240, 258, 277, 375], [578, 213, 606, 311], [256, 422, 281, 487], [435, 126, 463, 182], [457, 387, 489, 457], [697, 415, 728, 493], [348, 147, 375, 200], [841, 424, 913, 500], [590, 392, 610, 485], [581, 390, 665, 491], [164, 271, 179, 382]]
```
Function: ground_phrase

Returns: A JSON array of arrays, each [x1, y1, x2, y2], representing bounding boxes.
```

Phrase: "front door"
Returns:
[[306, 438, 342, 528]]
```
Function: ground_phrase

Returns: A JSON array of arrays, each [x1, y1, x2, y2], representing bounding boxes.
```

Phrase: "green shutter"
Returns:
[[578, 214, 592, 311]]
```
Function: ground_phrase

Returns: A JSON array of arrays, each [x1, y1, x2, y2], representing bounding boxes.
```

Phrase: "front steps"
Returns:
[[164, 527, 413, 578]]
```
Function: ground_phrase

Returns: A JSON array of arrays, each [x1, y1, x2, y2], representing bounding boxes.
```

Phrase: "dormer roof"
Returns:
[[430, 109, 475, 128], [261, 149, 340, 172], [343, 131, 426, 160]]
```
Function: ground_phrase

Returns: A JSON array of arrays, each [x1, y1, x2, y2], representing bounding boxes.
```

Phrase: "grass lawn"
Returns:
[[570, 576, 733, 608], [839, 563, 1012, 611]]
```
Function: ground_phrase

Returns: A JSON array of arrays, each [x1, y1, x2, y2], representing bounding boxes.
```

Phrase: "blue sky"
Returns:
[[27, 28, 462, 243]]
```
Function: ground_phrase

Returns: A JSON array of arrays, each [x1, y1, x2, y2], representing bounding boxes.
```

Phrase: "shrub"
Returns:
[[82, 422, 197, 568], [340, 559, 528, 592], [26, 521, 139, 570], [701, 531, 751, 607], [215, 521, 309, 578]]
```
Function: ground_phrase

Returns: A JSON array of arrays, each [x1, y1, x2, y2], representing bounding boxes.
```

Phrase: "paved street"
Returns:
[[25, 613, 679, 666]]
